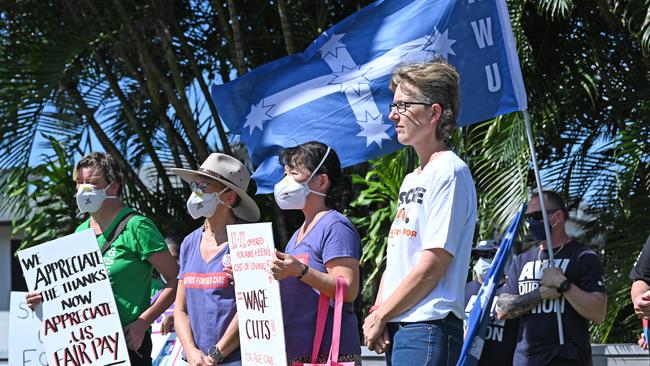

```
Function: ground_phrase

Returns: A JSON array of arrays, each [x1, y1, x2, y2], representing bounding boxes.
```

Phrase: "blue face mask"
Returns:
[[527, 218, 547, 241]]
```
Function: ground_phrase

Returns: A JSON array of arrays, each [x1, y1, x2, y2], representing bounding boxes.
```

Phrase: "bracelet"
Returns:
[[369, 305, 380, 314], [296, 264, 309, 280]]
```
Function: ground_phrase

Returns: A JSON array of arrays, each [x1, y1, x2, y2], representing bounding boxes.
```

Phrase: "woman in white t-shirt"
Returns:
[[362, 60, 477, 366]]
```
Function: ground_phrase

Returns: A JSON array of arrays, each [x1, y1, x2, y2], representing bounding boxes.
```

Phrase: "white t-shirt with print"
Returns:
[[382, 151, 477, 322]]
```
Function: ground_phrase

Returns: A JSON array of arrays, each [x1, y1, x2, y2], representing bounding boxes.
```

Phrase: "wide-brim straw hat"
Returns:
[[170, 153, 260, 222]]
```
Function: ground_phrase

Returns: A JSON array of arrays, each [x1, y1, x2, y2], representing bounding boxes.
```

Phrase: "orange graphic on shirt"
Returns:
[[388, 208, 417, 238]]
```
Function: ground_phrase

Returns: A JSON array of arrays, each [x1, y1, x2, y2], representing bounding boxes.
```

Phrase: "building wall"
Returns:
[[0, 224, 11, 310]]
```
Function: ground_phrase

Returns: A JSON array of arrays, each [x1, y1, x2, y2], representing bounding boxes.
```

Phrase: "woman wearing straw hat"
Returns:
[[172, 153, 260, 366]]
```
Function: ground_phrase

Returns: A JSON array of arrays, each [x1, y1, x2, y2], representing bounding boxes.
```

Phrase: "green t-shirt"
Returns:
[[76, 207, 167, 326]]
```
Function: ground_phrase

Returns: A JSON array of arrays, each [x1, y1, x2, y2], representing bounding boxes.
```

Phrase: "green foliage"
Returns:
[[466, 115, 530, 240], [5, 136, 81, 252], [349, 147, 417, 299], [537, 0, 574, 19]]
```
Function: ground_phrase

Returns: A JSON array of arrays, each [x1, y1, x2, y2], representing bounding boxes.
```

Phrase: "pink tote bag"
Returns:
[[293, 277, 355, 366]]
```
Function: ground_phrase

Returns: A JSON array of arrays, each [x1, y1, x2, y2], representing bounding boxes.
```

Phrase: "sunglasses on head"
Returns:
[[525, 209, 560, 221]]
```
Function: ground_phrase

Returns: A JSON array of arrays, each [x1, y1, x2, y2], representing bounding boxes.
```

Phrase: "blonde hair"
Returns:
[[390, 59, 460, 142]]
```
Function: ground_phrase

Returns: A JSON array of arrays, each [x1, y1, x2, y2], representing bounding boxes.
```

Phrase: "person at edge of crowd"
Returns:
[[171, 153, 261, 366], [629, 234, 650, 350], [496, 190, 607, 366], [26, 151, 179, 366], [464, 240, 517, 366], [362, 59, 478, 366], [269, 141, 362, 365], [158, 233, 184, 336]]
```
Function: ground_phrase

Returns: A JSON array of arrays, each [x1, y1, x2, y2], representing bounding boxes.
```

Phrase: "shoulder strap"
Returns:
[[328, 277, 346, 362], [100, 212, 137, 255], [310, 289, 331, 363]]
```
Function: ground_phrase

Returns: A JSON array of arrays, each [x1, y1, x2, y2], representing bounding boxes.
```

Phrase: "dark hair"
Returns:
[[279, 141, 354, 211], [164, 233, 184, 249], [533, 190, 568, 219], [165, 233, 184, 260], [75, 152, 123, 195]]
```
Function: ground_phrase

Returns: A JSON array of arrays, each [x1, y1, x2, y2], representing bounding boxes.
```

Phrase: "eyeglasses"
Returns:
[[389, 101, 431, 114], [525, 209, 559, 221]]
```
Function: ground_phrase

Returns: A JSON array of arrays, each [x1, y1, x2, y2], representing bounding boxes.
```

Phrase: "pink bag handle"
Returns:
[[309, 277, 347, 363], [328, 277, 346, 361], [310, 286, 331, 362]]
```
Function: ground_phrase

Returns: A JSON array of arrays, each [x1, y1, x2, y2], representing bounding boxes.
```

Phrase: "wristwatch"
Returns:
[[296, 263, 309, 280], [208, 345, 225, 363], [557, 279, 572, 294]]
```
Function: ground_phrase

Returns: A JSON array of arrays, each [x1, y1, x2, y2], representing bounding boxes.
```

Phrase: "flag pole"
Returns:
[[522, 110, 565, 345]]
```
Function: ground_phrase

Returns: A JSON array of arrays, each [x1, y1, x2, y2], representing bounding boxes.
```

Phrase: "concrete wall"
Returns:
[[360, 345, 650, 365]]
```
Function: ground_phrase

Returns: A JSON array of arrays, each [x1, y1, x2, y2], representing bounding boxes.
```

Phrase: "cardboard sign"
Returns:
[[227, 223, 287, 366], [8, 291, 47, 366], [17, 229, 130, 366]]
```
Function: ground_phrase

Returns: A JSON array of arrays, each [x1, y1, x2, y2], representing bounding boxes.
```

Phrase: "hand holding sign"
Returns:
[[227, 223, 287, 366], [17, 229, 131, 366], [25, 291, 43, 310], [270, 251, 304, 280]]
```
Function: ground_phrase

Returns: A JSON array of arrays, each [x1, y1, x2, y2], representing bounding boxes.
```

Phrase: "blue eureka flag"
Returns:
[[457, 203, 527, 366], [213, 0, 527, 193]]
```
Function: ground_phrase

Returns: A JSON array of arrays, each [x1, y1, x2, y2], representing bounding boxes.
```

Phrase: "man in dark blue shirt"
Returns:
[[497, 191, 607, 366]]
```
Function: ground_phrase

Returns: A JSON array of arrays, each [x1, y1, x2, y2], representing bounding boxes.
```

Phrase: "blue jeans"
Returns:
[[386, 314, 463, 366]]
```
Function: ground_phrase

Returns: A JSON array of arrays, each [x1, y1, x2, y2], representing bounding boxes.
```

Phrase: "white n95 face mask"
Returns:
[[186, 187, 228, 219], [274, 147, 331, 210], [76, 183, 117, 213], [473, 257, 493, 281], [474, 258, 492, 280]]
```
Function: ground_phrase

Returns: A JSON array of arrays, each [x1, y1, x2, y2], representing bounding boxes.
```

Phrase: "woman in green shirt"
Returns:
[[27, 152, 179, 366]]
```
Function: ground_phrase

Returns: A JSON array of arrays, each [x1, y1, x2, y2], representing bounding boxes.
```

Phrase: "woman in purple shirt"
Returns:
[[171, 153, 261, 366], [270, 141, 362, 365]]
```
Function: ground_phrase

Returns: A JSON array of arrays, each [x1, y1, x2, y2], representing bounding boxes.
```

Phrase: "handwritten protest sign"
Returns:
[[18, 229, 130, 366], [9, 291, 46, 366], [227, 223, 287, 366]]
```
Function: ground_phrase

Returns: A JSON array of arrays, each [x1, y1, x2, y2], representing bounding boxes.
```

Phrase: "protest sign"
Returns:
[[8, 291, 46, 366], [150, 304, 184, 366], [151, 333, 184, 366], [17, 229, 130, 366], [227, 223, 287, 366]]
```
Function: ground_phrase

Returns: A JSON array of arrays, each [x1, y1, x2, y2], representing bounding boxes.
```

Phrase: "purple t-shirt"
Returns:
[[280, 210, 362, 359], [178, 227, 240, 363]]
